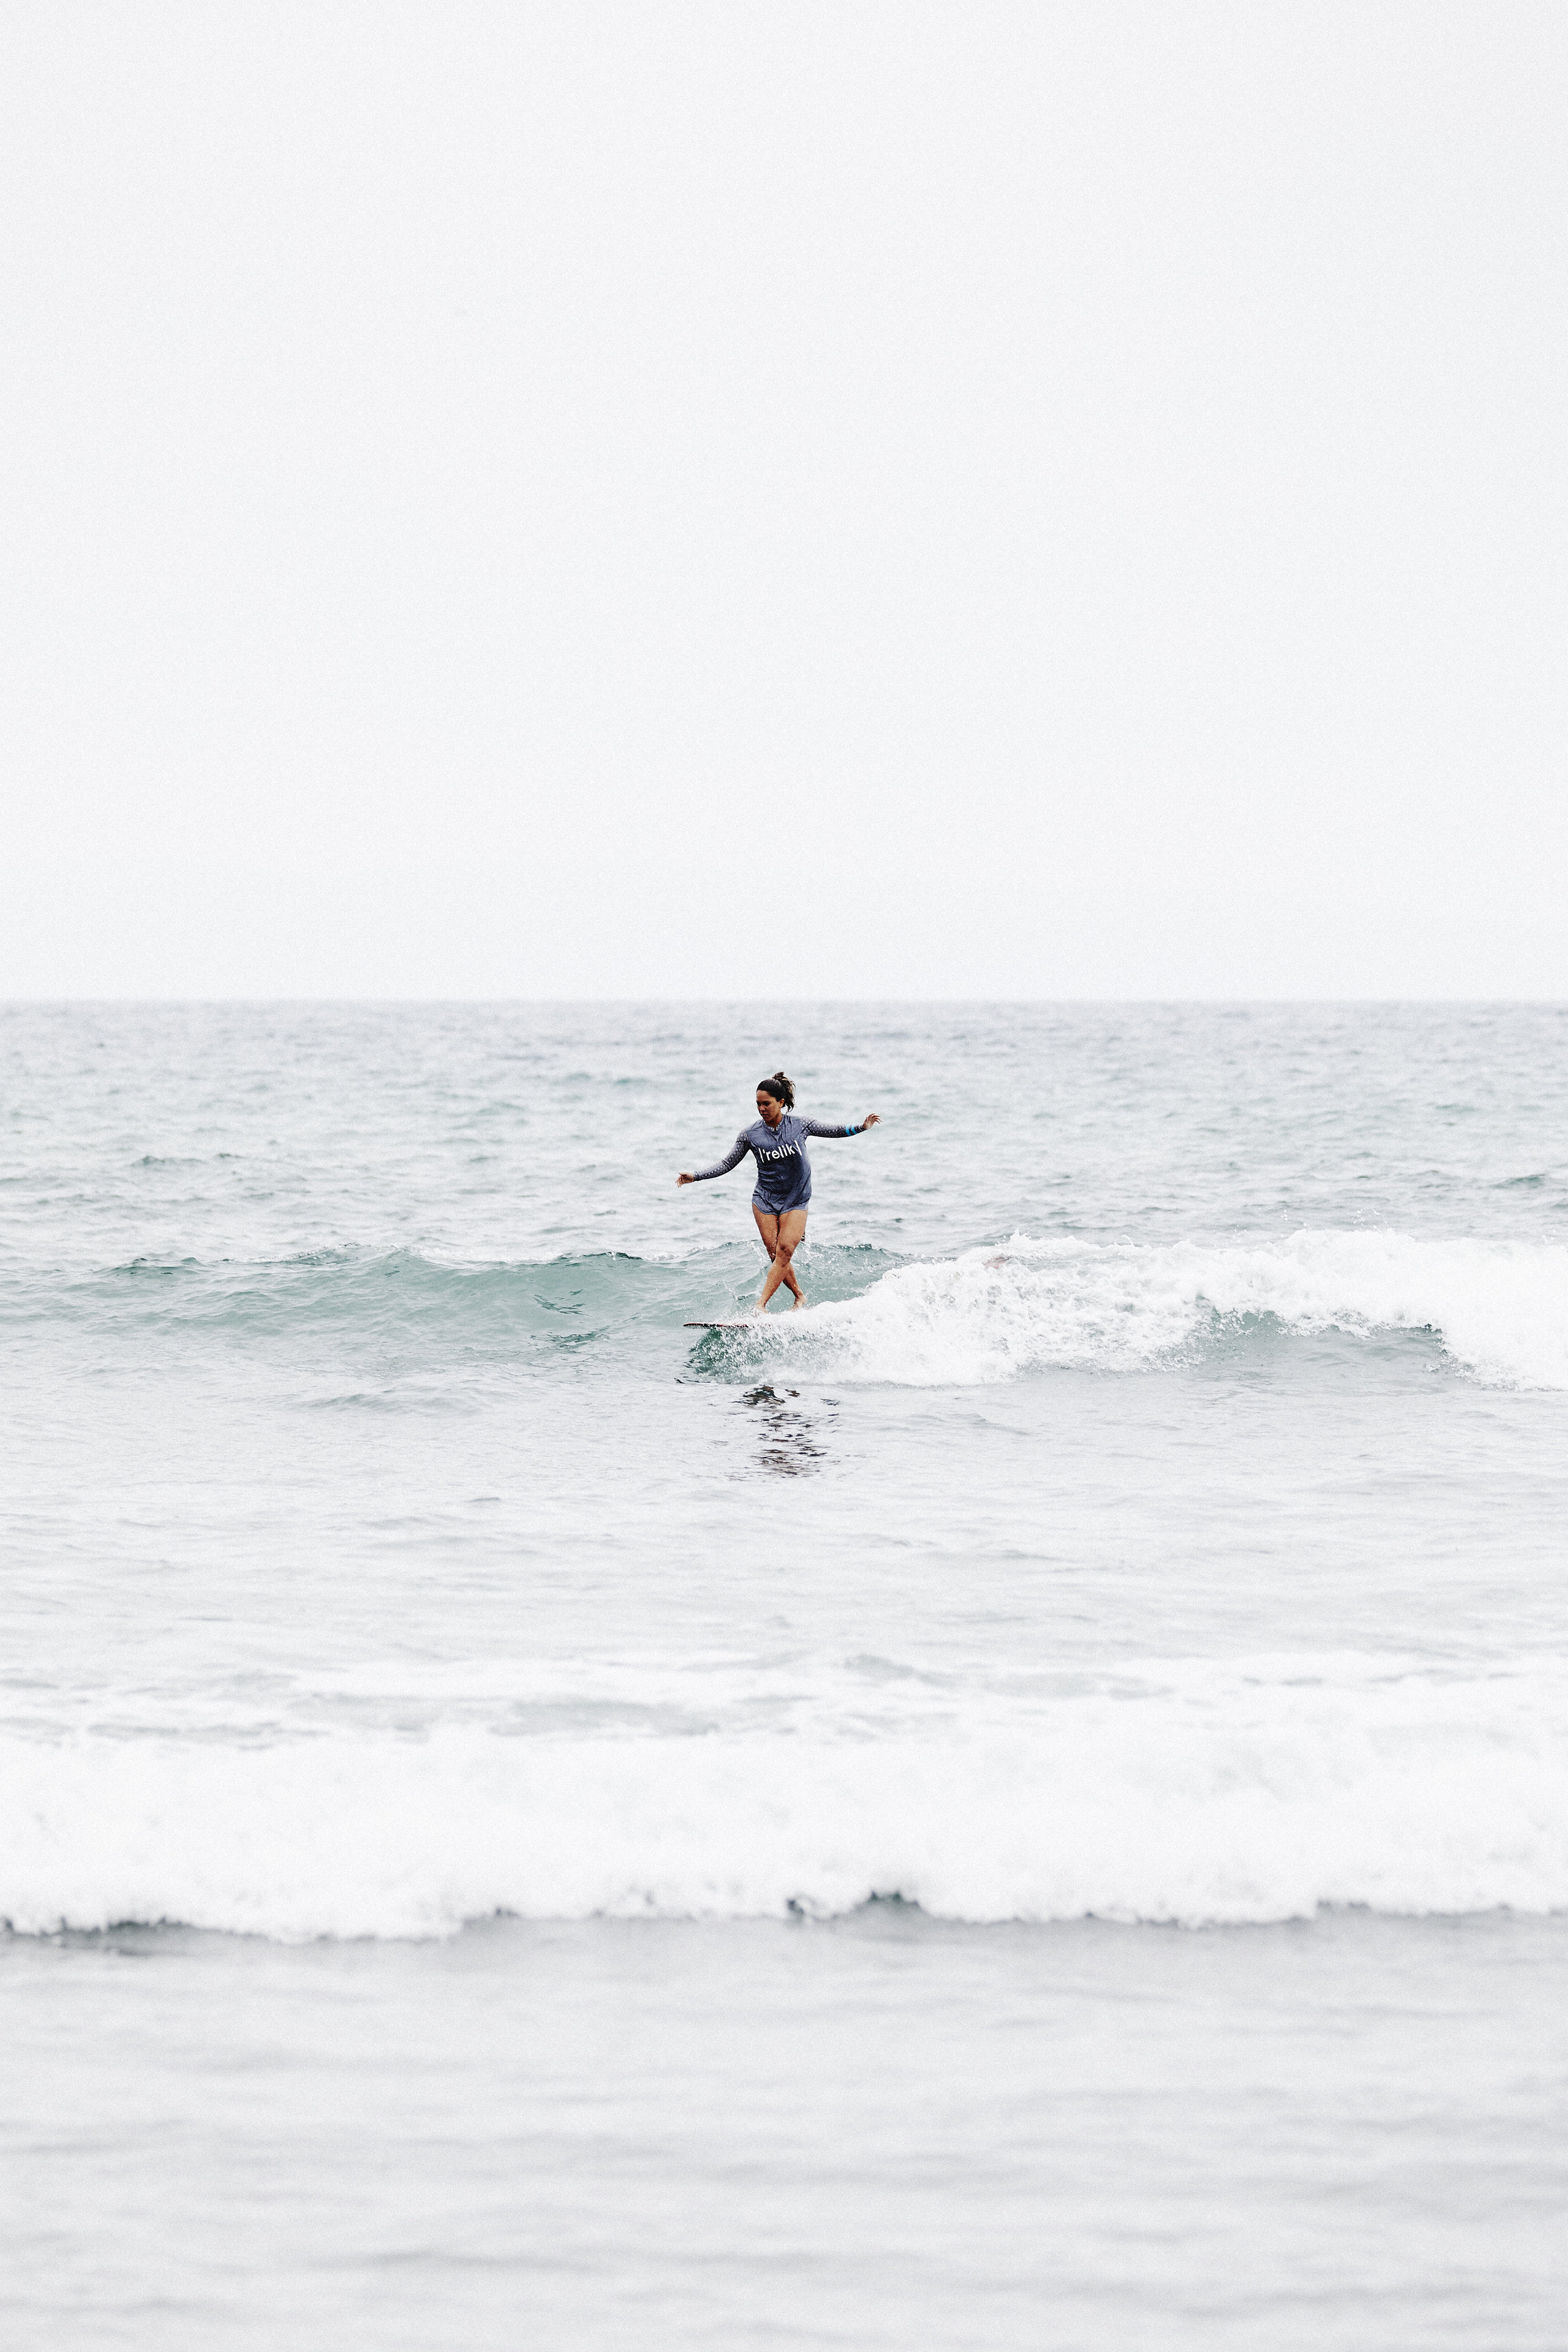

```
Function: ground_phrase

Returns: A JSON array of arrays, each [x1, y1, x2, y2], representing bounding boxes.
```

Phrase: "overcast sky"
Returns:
[[4, 2, 1564, 999]]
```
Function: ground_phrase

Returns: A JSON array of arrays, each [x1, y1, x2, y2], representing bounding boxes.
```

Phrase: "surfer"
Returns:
[[677, 1073, 880, 1313]]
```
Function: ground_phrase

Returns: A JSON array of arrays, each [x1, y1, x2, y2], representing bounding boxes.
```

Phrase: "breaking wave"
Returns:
[[5, 1655, 1568, 1940], [719, 1230, 1568, 1389], [9, 1229, 1565, 1390]]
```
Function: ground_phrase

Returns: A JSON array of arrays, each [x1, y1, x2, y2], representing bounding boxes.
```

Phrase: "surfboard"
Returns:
[[684, 1320, 756, 1329]]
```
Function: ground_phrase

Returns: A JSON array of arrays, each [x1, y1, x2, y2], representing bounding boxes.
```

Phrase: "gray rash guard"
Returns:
[[690, 1113, 861, 1214]]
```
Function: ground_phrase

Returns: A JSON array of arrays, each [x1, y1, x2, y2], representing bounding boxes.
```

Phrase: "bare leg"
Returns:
[[755, 1209, 808, 1312], [752, 1206, 803, 1309]]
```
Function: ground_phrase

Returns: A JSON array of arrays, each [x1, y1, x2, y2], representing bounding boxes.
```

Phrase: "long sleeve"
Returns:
[[802, 1119, 859, 1138], [690, 1133, 751, 1182]]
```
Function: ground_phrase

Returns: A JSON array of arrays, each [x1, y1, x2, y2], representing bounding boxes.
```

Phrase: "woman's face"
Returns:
[[756, 1089, 784, 1127]]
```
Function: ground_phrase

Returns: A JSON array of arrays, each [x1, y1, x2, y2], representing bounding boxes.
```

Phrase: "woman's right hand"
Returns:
[[676, 1172, 694, 1186]]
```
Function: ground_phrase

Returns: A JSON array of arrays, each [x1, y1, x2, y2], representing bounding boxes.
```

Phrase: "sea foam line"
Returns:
[[6, 1661, 1567, 1939], [746, 1229, 1568, 1388]]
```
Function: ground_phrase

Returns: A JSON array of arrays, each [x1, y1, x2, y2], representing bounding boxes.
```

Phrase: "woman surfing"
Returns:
[[677, 1073, 880, 1313]]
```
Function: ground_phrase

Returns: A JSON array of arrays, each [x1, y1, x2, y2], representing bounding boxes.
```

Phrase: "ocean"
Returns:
[[5, 1000, 1567, 2346]]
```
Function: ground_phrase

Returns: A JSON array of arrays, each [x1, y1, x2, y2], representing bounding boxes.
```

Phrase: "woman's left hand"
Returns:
[[860, 1113, 881, 1129]]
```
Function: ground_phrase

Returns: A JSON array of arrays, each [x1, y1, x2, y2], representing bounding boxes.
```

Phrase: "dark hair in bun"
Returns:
[[756, 1071, 795, 1108]]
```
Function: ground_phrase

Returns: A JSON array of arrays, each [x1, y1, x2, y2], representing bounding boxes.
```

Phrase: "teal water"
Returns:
[[4, 1002, 1567, 2343]]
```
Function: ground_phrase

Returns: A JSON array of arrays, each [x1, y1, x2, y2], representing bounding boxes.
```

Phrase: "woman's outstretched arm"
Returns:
[[802, 1115, 881, 1138], [676, 1135, 751, 1187]]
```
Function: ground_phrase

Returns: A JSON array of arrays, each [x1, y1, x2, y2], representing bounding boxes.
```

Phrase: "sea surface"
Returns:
[[4, 1000, 1568, 2347]]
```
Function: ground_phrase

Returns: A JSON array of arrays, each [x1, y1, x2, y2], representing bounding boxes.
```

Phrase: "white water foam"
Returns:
[[767, 1231, 1568, 1387], [6, 1658, 1568, 1940]]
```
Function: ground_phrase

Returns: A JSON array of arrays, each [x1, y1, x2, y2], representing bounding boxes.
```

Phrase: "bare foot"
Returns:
[[790, 1294, 807, 1310]]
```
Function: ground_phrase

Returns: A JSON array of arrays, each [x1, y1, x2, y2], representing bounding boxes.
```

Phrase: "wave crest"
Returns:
[[729, 1231, 1568, 1388], [6, 1659, 1568, 1939]]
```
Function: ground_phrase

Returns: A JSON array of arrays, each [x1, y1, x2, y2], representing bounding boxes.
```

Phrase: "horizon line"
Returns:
[[4, 993, 1565, 1012]]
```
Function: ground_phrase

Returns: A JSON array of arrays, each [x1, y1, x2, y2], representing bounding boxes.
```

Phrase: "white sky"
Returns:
[[3, 2, 1564, 999]]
